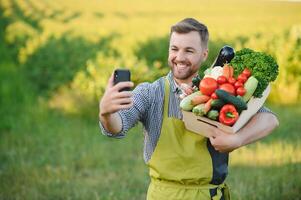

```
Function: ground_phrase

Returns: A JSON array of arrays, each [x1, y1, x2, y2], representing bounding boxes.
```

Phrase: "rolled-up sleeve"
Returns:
[[99, 82, 151, 138], [257, 106, 276, 116]]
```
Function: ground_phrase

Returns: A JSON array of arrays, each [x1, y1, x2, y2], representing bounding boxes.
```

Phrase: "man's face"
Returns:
[[168, 31, 208, 81]]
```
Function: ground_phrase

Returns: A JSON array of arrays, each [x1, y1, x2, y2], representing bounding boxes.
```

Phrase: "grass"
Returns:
[[1, 94, 301, 199]]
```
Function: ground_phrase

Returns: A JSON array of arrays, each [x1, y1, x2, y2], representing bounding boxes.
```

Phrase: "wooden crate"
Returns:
[[182, 85, 271, 137]]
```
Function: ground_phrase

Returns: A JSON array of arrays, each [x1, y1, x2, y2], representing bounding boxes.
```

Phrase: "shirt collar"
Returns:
[[167, 71, 182, 94]]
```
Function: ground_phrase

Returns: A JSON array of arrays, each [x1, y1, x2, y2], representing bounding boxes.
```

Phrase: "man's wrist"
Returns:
[[235, 128, 249, 148]]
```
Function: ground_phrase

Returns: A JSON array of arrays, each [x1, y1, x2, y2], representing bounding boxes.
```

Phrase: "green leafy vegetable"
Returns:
[[230, 48, 279, 97]]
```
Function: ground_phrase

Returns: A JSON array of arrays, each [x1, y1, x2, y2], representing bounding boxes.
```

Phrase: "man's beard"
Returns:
[[169, 61, 198, 80]]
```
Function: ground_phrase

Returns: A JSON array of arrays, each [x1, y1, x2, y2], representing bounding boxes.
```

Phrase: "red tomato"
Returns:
[[199, 77, 218, 96], [217, 76, 227, 85], [219, 83, 236, 95], [234, 81, 244, 89], [228, 77, 236, 85], [211, 92, 218, 99], [237, 74, 248, 83], [242, 68, 251, 77], [236, 87, 246, 96]]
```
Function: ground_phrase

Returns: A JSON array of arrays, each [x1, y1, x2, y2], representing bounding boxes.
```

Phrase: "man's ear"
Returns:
[[202, 48, 209, 61]]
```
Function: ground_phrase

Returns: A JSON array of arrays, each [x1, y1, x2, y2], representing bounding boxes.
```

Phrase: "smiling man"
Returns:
[[169, 24, 208, 83], [99, 18, 279, 200]]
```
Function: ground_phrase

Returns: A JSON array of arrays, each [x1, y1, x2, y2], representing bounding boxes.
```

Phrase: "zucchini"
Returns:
[[180, 91, 202, 111], [215, 89, 248, 112], [207, 110, 219, 121], [192, 104, 206, 116], [211, 99, 226, 110], [243, 76, 258, 102]]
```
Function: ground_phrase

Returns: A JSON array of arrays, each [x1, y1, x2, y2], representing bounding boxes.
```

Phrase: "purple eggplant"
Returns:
[[212, 45, 235, 67]]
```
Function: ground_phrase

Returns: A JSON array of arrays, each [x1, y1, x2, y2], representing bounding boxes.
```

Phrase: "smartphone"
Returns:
[[113, 69, 131, 92]]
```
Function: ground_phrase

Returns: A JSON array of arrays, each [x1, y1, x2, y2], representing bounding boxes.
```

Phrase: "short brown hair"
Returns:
[[170, 18, 209, 48]]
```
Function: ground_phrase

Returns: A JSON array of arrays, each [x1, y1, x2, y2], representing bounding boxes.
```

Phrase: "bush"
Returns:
[[22, 35, 115, 96]]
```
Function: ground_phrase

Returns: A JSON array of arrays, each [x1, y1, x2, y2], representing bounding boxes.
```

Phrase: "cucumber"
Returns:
[[192, 76, 201, 88], [180, 91, 202, 111], [192, 104, 206, 116], [207, 110, 219, 121], [243, 76, 258, 102], [211, 99, 226, 110], [215, 89, 248, 112]]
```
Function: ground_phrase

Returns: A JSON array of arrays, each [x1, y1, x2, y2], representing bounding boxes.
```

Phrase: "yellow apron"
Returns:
[[147, 78, 230, 200]]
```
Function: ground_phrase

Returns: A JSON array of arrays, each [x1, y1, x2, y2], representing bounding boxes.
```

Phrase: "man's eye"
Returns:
[[187, 50, 194, 53], [171, 48, 177, 51]]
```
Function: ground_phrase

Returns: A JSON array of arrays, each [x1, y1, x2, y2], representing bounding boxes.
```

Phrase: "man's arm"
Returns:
[[99, 112, 123, 134], [99, 73, 134, 135], [209, 111, 279, 153]]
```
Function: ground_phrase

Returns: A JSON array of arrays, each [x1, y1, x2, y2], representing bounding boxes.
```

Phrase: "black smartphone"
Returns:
[[113, 69, 131, 92]]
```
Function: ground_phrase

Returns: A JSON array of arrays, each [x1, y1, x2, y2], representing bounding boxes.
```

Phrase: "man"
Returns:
[[99, 18, 279, 200]]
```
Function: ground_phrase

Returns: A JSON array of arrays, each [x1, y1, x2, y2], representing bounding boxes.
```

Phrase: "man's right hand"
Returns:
[[99, 73, 134, 134], [99, 73, 134, 117]]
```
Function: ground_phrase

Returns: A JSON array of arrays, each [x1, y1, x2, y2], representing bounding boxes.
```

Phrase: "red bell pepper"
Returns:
[[219, 104, 239, 126]]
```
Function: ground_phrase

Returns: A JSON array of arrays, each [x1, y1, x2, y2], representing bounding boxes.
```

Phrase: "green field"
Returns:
[[1, 0, 301, 199]]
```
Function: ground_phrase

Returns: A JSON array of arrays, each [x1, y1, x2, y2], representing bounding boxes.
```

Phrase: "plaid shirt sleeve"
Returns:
[[257, 106, 276, 116], [99, 82, 151, 138]]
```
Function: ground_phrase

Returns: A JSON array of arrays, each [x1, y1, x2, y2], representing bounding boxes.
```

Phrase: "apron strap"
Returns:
[[163, 77, 170, 118], [211, 183, 231, 200]]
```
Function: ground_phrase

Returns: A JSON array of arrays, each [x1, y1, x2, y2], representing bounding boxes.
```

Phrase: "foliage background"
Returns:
[[0, 0, 301, 199]]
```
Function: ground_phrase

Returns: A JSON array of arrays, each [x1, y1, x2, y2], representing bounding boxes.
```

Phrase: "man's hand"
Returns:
[[209, 112, 279, 153], [209, 129, 242, 153], [99, 73, 134, 134], [99, 73, 134, 116]]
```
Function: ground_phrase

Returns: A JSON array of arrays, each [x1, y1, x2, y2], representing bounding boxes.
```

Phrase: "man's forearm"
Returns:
[[237, 112, 279, 147], [99, 112, 123, 134]]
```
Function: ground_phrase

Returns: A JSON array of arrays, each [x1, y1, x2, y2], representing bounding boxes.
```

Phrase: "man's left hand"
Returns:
[[209, 129, 242, 153]]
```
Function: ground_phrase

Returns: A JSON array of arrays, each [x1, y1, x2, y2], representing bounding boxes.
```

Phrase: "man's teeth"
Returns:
[[176, 63, 187, 69]]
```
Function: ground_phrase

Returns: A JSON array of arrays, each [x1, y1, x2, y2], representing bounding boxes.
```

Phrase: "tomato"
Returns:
[[242, 68, 251, 77], [234, 81, 244, 89], [217, 76, 227, 85], [228, 77, 236, 85], [237, 74, 248, 83], [219, 83, 236, 95], [199, 77, 218, 96], [211, 92, 218, 99], [236, 87, 246, 96]]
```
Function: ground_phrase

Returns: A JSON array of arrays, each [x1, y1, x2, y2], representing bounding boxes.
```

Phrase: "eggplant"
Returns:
[[211, 45, 235, 67]]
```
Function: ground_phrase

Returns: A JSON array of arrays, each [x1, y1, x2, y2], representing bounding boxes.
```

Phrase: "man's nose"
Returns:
[[176, 51, 185, 62]]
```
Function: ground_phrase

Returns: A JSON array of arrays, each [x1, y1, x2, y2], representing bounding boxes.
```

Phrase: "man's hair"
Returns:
[[170, 18, 209, 48]]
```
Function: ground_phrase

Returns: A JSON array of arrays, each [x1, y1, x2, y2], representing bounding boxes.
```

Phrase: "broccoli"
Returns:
[[230, 48, 279, 97]]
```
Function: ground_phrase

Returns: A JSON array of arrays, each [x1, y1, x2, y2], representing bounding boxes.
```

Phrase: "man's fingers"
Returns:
[[114, 91, 132, 99], [180, 83, 193, 95], [107, 73, 114, 88], [113, 97, 133, 105], [117, 101, 134, 110], [209, 137, 215, 144], [113, 81, 134, 92]]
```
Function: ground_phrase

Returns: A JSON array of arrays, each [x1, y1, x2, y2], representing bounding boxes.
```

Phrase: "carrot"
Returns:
[[229, 65, 234, 78], [203, 98, 213, 114], [191, 95, 210, 106], [223, 64, 230, 79]]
